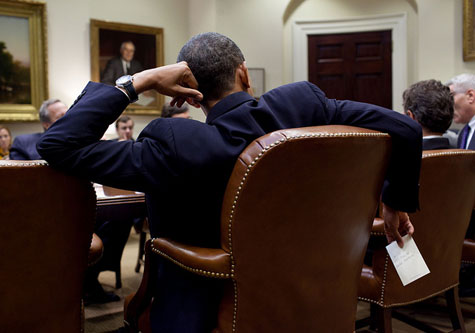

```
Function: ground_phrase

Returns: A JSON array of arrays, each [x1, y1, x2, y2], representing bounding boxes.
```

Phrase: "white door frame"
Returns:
[[292, 13, 407, 112]]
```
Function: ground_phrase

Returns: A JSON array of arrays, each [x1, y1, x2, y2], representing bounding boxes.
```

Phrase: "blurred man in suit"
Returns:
[[447, 73, 475, 150], [403, 79, 453, 150], [101, 41, 143, 86], [448, 74, 475, 296], [38, 32, 422, 332], [161, 103, 191, 119], [10, 99, 67, 160]]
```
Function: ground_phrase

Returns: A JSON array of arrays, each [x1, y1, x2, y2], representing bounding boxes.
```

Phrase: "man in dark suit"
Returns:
[[402, 79, 453, 150], [9, 99, 67, 160], [447, 73, 475, 150], [101, 41, 143, 86], [448, 74, 475, 296], [38, 32, 421, 332]]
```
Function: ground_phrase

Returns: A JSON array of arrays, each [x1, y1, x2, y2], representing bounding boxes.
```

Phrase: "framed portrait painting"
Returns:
[[90, 19, 164, 115], [0, 0, 47, 121], [464, 0, 475, 61]]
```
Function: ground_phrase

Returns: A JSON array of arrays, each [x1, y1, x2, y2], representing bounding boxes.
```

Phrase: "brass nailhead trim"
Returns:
[[423, 150, 475, 158], [150, 239, 230, 278], [226, 131, 387, 330], [0, 160, 48, 167]]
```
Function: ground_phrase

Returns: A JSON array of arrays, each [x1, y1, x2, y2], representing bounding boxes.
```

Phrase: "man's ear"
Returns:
[[467, 89, 475, 104], [406, 110, 415, 120], [237, 62, 251, 90]]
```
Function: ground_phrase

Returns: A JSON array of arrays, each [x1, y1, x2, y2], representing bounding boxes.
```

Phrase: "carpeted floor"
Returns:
[[85, 231, 475, 332]]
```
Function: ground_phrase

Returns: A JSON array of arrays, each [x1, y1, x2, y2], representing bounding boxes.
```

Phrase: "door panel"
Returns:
[[308, 30, 392, 109]]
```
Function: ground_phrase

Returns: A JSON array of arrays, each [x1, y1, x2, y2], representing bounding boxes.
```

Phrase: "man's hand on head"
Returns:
[[132, 62, 203, 106], [382, 203, 414, 248]]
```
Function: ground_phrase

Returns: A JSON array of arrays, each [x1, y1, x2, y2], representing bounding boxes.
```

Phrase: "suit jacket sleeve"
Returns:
[[307, 83, 422, 212], [37, 81, 178, 192], [10, 136, 31, 160]]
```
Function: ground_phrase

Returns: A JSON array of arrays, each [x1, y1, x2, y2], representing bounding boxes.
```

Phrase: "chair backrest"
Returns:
[[216, 125, 391, 332], [376, 149, 475, 306], [0, 160, 96, 332]]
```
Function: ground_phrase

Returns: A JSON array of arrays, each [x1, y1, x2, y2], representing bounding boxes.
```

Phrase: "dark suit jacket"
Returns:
[[38, 81, 422, 332], [457, 124, 475, 150], [9, 132, 42, 160], [101, 57, 143, 86], [423, 137, 451, 150]]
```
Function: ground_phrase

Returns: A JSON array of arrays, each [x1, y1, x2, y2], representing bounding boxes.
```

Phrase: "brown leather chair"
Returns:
[[125, 125, 392, 332], [0, 160, 96, 333], [357, 149, 475, 333]]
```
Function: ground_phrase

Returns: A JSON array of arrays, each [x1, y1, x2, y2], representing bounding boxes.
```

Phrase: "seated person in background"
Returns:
[[447, 74, 475, 295], [161, 103, 191, 119], [37, 32, 421, 332], [447, 73, 475, 150], [403, 79, 454, 150], [0, 125, 12, 159], [101, 41, 143, 86], [10, 99, 67, 160], [115, 115, 134, 141]]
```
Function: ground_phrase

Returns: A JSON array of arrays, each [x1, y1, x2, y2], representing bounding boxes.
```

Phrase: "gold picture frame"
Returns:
[[464, 0, 475, 61], [0, 0, 47, 122], [90, 19, 164, 115]]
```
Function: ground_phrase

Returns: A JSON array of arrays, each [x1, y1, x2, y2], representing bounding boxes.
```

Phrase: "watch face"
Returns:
[[116, 75, 132, 86]]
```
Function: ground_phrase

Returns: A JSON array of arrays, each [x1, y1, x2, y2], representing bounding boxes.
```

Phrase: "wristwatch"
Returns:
[[116, 75, 138, 103]]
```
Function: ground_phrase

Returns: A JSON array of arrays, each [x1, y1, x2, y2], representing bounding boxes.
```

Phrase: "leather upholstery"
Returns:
[[359, 150, 475, 308], [125, 125, 392, 332], [0, 160, 96, 332], [462, 239, 475, 264]]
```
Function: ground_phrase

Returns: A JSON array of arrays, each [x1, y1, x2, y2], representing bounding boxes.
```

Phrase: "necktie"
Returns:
[[126, 62, 131, 75], [459, 125, 471, 149]]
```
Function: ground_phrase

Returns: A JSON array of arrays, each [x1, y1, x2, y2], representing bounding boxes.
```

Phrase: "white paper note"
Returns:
[[386, 235, 430, 286]]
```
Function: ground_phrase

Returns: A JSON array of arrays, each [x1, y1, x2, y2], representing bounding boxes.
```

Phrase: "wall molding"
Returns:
[[292, 13, 407, 112]]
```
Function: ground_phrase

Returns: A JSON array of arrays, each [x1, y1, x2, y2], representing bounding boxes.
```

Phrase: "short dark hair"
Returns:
[[162, 103, 189, 118], [403, 79, 454, 134], [177, 32, 245, 103], [115, 115, 133, 129]]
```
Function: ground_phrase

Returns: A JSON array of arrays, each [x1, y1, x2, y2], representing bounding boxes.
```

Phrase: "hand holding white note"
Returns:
[[386, 234, 430, 286]]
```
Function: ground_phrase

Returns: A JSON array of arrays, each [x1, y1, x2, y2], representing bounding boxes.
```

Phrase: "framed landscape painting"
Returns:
[[464, 0, 475, 61], [0, 0, 47, 121], [90, 19, 164, 115]]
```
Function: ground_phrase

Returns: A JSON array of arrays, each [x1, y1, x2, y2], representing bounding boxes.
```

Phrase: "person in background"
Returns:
[[447, 73, 475, 150], [101, 41, 143, 86], [9, 99, 67, 160], [403, 79, 454, 150], [161, 103, 191, 119], [447, 73, 475, 297], [0, 125, 12, 159], [115, 115, 134, 141]]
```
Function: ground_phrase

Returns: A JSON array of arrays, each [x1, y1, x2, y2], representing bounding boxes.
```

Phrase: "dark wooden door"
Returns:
[[308, 30, 392, 109]]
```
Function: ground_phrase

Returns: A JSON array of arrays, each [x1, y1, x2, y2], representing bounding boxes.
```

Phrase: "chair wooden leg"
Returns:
[[135, 231, 146, 273], [116, 267, 122, 289], [370, 303, 392, 333], [446, 286, 466, 333]]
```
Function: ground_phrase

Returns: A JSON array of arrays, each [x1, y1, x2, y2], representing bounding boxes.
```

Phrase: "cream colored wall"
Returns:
[[6, 0, 190, 138], [214, 0, 288, 93], [5, 0, 475, 138]]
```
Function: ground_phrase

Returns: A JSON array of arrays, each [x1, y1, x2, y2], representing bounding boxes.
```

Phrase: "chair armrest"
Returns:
[[151, 238, 232, 278], [124, 238, 231, 332], [371, 217, 385, 236]]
